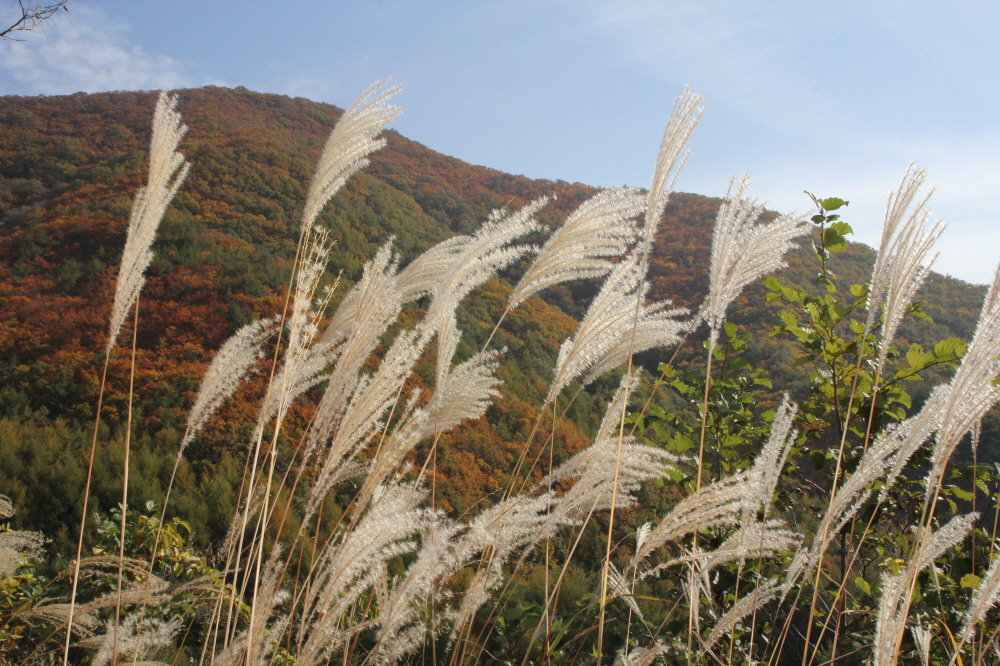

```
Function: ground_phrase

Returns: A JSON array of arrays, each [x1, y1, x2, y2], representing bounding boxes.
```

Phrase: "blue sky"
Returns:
[[1, 0, 997, 284]]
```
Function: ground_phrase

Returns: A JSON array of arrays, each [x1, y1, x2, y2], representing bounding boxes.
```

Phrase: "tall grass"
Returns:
[[2, 82, 1000, 666]]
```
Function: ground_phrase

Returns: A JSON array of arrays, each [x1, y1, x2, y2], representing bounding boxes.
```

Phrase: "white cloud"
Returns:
[[0, 5, 190, 94]]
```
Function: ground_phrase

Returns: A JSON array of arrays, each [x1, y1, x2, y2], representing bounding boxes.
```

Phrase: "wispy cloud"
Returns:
[[0, 4, 194, 94]]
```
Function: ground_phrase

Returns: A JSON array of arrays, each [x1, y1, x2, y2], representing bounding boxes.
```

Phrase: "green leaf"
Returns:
[[855, 577, 871, 594], [818, 197, 848, 211], [821, 228, 848, 253], [961, 573, 981, 589], [828, 220, 853, 235], [849, 283, 868, 298], [906, 344, 927, 369], [934, 337, 967, 360], [950, 486, 975, 501], [763, 277, 782, 291]]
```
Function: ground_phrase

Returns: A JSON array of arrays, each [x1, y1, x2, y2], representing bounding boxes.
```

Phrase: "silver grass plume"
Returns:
[[299, 80, 401, 233], [797, 385, 948, 582], [88, 614, 182, 666], [705, 578, 781, 649], [309, 240, 402, 460], [873, 175, 944, 374], [548, 254, 643, 402], [354, 389, 424, 512], [606, 562, 644, 622], [595, 374, 640, 445], [539, 438, 676, 539], [742, 394, 796, 526], [872, 513, 977, 666], [693, 521, 798, 575], [107, 91, 189, 351], [866, 164, 934, 334], [426, 347, 503, 439], [628, 471, 761, 574], [581, 299, 688, 385], [644, 520, 798, 582], [305, 328, 422, 525], [449, 493, 554, 635], [507, 186, 643, 308], [614, 641, 669, 666], [700, 176, 809, 344], [435, 311, 462, 390], [421, 198, 546, 336], [258, 228, 336, 436], [373, 518, 464, 665], [537, 376, 676, 535], [396, 235, 472, 303], [181, 318, 275, 451], [28, 561, 168, 640], [953, 547, 1000, 661], [320, 238, 400, 346], [297, 484, 434, 666], [642, 86, 705, 249], [357, 347, 502, 510], [911, 625, 932, 666], [636, 522, 653, 555], [880, 385, 950, 501], [0, 529, 45, 577], [924, 260, 1000, 500], [807, 414, 918, 566]]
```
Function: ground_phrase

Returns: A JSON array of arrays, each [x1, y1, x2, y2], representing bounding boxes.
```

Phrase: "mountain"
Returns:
[[0, 87, 993, 548]]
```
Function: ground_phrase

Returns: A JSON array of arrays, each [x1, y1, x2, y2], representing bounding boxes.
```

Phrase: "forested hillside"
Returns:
[[0, 87, 993, 548]]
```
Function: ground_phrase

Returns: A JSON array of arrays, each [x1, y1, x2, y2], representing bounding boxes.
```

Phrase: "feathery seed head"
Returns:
[[702, 176, 809, 344], [924, 259, 1000, 499], [508, 186, 643, 308], [423, 197, 546, 336], [869, 167, 944, 373], [107, 90, 189, 351], [643, 87, 705, 250], [183, 317, 277, 451], [867, 164, 934, 332], [300, 80, 402, 232]]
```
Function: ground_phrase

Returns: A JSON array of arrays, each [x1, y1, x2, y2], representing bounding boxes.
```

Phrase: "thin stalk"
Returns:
[[685, 338, 714, 663], [802, 344, 879, 666], [111, 294, 141, 666], [61, 351, 111, 666], [217, 227, 306, 655]]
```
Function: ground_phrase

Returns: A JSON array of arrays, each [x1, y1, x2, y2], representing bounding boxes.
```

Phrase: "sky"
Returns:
[[1, 1, 997, 285]]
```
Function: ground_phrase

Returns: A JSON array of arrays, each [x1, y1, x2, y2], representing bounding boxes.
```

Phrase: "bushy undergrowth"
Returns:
[[1, 83, 1000, 666]]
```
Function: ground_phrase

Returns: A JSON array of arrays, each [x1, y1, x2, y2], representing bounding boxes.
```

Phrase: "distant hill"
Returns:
[[0, 87, 993, 543]]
